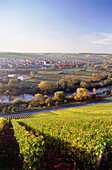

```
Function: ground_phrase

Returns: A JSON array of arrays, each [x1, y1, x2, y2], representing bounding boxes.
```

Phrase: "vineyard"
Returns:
[[0, 117, 8, 131], [0, 103, 112, 169]]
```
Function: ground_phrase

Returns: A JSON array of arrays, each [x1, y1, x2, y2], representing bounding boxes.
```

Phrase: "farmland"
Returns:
[[0, 102, 112, 169], [0, 52, 112, 104], [0, 52, 112, 169]]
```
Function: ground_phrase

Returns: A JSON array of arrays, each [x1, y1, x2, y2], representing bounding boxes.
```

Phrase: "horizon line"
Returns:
[[0, 50, 112, 55]]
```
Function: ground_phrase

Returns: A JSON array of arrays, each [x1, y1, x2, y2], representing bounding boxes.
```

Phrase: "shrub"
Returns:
[[74, 88, 90, 101]]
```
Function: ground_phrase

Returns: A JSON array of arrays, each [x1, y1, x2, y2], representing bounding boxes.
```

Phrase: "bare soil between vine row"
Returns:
[[0, 122, 23, 170]]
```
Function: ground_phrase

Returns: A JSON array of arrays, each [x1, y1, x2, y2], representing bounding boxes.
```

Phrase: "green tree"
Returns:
[[80, 81, 91, 89], [38, 81, 52, 94], [56, 80, 67, 90], [74, 88, 90, 101], [45, 97, 52, 105], [34, 93, 45, 104], [54, 91, 65, 101]]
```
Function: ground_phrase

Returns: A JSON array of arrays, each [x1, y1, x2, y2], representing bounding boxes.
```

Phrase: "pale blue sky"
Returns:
[[0, 0, 112, 53]]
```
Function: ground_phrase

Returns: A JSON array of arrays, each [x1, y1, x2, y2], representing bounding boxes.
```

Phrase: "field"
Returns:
[[0, 102, 112, 169], [0, 52, 112, 61], [0, 52, 112, 99]]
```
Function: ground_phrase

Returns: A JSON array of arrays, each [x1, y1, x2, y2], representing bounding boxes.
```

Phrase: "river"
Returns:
[[0, 86, 111, 103]]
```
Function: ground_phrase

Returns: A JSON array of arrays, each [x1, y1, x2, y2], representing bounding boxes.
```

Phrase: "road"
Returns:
[[0, 97, 112, 118]]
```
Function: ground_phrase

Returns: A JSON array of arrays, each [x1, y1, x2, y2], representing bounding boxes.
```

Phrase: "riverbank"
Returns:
[[1, 97, 112, 118]]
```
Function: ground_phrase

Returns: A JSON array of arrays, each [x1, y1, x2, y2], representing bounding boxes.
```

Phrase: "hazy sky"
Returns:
[[0, 0, 112, 53]]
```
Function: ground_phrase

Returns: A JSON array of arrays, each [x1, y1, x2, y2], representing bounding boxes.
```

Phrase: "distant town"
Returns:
[[0, 58, 81, 69]]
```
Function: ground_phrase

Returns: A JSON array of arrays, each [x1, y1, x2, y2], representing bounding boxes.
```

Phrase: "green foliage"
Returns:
[[56, 79, 67, 90], [74, 88, 90, 101], [11, 120, 45, 169], [54, 91, 65, 101], [80, 81, 91, 89], [45, 97, 52, 105], [12, 98, 23, 104], [38, 81, 52, 94], [0, 117, 8, 131], [18, 102, 112, 169], [33, 93, 45, 106]]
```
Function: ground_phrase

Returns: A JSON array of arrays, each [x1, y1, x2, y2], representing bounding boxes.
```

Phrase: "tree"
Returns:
[[54, 91, 65, 101], [30, 71, 35, 78], [93, 88, 97, 94], [56, 80, 67, 90], [80, 81, 91, 89], [74, 88, 90, 101], [45, 97, 52, 105], [38, 81, 52, 94], [77, 88, 89, 96], [34, 93, 44, 103]]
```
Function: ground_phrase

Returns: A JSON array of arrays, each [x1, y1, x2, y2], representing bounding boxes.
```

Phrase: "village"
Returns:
[[0, 58, 81, 69]]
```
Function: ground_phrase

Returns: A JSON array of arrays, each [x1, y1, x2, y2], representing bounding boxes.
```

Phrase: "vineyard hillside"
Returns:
[[9, 102, 112, 169]]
